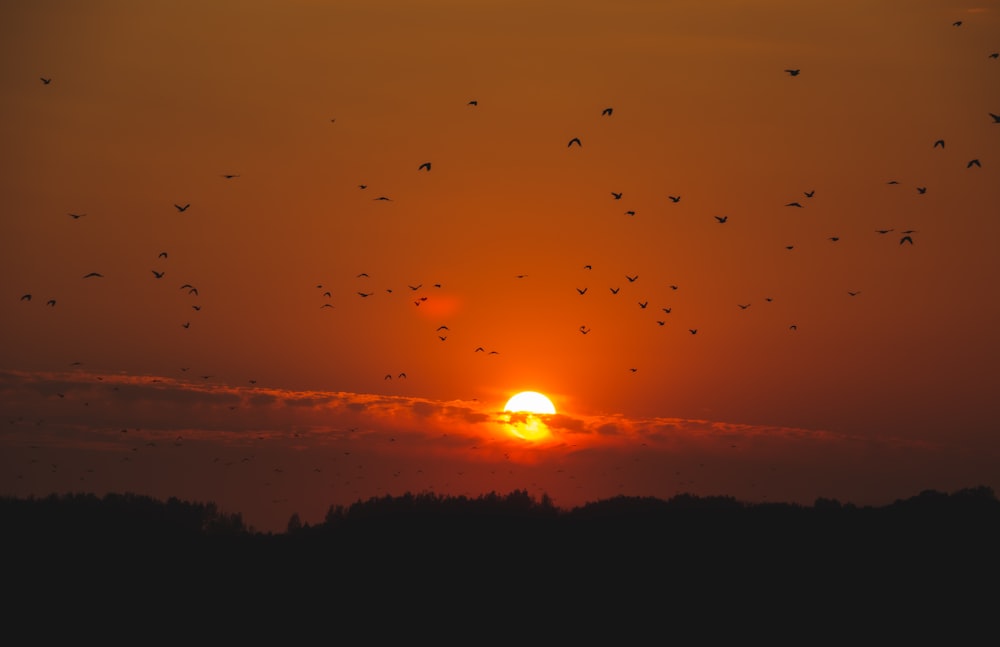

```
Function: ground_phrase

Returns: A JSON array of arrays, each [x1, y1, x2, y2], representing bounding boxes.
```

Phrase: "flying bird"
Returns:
[[174, 204, 190, 212], [82, 272, 103, 278], [222, 174, 240, 179], [784, 69, 800, 76], [468, 100, 478, 106], [576, 287, 588, 295], [20, 294, 31, 301], [715, 215, 728, 223], [611, 192, 623, 200], [152, 270, 165, 279], [967, 159, 981, 168], [625, 274, 638, 282], [567, 137, 582, 147], [158, 252, 168, 258], [785, 202, 803, 208], [952, 20, 962, 26], [990, 53, 999, 59], [40, 77, 52, 84], [900, 235, 914, 245], [804, 190, 815, 198], [638, 301, 648, 309], [374, 196, 393, 201], [917, 186, 927, 194], [990, 113, 1000, 123], [609, 287, 620, 294], [689, 329, 698, 335], [358, 184, 368, 189], [418, 162, 432, 171], [602, 107, 613, 116], [68, 213, 86, 219], [934, 139, 945, 149], [668, 195, 681, 203], [625, 210, 636, 216], [46, 299, 56, 307]]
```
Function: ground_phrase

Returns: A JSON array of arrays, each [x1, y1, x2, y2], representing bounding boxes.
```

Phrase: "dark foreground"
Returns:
[[6, 487, 999, 638]]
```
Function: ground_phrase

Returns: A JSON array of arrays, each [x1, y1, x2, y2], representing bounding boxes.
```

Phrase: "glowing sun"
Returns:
[[504, 391, 556, 415], [503, 391, 556, 441]]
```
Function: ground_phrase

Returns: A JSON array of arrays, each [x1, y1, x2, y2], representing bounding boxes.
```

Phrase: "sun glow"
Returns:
[[503, 391, 556, 441]]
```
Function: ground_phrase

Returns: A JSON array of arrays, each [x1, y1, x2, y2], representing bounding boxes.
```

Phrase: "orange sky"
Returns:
[[2, 0, 999, 533]]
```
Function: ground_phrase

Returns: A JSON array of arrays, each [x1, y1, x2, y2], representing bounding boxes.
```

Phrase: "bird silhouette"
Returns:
[[222, 174, 240, 179], [785, 202, 803, 208], [602, 107, 613, 116], [577, 287, 588, 295], [611, 192, 623, 200], [40, 77, 52, 84], [934, 139, 945, 149], [715, 215, 728, 223], [358, 292, 373, 297], [804, 190, 815, 198], [468, 100, 478, 106], [990, 53, 999, 59], [418, 162, 432, 171], [689, 329, 698, 334], [952, 20, 962, 26], [568, 137, 582, 147], [158, 251, 168, 258], [848, 291, 861, 297], [668, 195, 681, 203], [738, 303, 750, 309], [174, 204, 190, 212], [875, 228, 893, 234], [900, 235, 914, 245], [152, 270, 165, 279], [625, 210, 636, 216], [638, 301, 648, 309], [182, 322, 191, 328], [358, 184, 368, 189], [625, 274, 638, 282], [45, 299, 55, 307], [784, 69, 800, 76], [990, 113, 1000, 123], [829, 236, 840, 242], [967, 159, 981, 168], [610, 287, 620, 294], [374, 196, 393, 201], [579, 325, 591, 334], [82, 272, 103, 278], [20, 294, 31, 301], [68, 213, 86, 219], [917, 186, 927, 194]]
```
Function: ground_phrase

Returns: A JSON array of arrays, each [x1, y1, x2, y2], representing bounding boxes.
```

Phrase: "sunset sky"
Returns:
[[2, 0, 999, 533]]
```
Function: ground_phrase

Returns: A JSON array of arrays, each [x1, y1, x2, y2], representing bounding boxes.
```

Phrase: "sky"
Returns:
[[2, 0, 999, 533]]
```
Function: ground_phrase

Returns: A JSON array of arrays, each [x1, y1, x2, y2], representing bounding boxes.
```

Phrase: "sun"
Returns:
[[504, 391, 556, 415], [503, 391, 556, 441]]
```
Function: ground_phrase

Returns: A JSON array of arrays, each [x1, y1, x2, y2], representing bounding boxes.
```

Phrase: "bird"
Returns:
[[804, 190, 815, 198], [967, 159, 981, 168], [900, 235, 914, 245], [468, 100, 478, 106], [568, 137, 582, 147], [990, 113, 1000, 123], [408, 284, 422, 291], [418, 162, 432, 171], [689, 329, 698, 334], [875, 228, 893, 234], [437, 325, 449, 331], [68, 213, 86, 219], [784, 69, 800, 76], [40, 77, 52, 84], [174, 204, 190, 212], [357, 292, 373, 297], [152, 270, 165, 279], [625, 210, 636, 216], [934, 139, 945, 149], [182, 322, 191, 328], [357, 272, 369, 278], [610, 287, 620, 294], [662, 307, 672, 314], [82, 272, 103, 278], [158, 251, 168, 258], [583, 264, 592, 270], [602, 107, 613, 116], [611, 192, 623, 200], [625, 274, 638, 282], [384, 374, 393, 380], [222, 174, 240, 179], [917, 187, 927, 194], [576, 287, 588, 295], [638, 301, 648, 309], [374, 196, 393, 201], [848, 290, 861, 297], [358, 184, 368, 189], [629, 368, 638, 373], [398, 373, 406, 379], [738, 303, 750, 309], [715, 215, 728, 223], [668, 195, 681, 203], [828, 236, 840, 242], [789, 325, 798, 331], [785, 202, 803, 208], [20, 294, 31, 301], [886, 180, 900, 184], [46, 299, 56, 307], [579, 325, 591, 335], [990, 53, 999, 59], [952, 20, 962, 26]]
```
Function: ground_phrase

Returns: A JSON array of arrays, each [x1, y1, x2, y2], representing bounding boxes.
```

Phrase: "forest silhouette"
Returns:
[[7, 486, 999, 632]]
